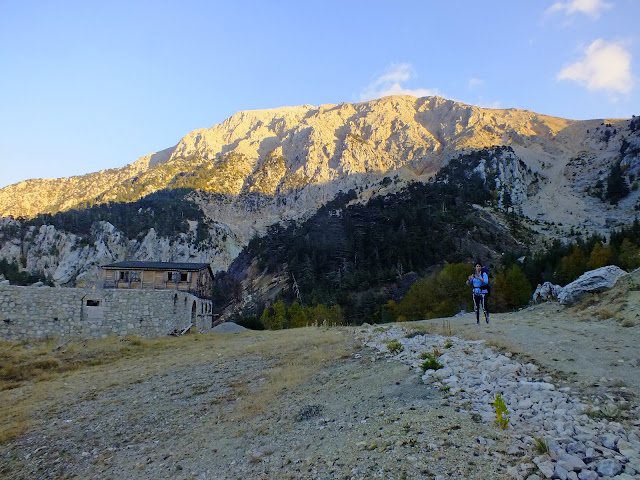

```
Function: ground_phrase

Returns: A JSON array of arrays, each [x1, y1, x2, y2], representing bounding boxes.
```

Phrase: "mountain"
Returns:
[[1, 95, 639, 287]]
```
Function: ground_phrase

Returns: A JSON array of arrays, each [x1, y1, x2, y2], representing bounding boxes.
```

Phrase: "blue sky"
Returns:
[[1, 0, 639, 188]]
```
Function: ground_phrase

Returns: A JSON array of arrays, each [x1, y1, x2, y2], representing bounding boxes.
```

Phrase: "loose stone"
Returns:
[[357, 325, 639, 480]]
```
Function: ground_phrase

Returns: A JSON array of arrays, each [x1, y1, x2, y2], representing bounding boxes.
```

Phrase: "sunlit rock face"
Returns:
[[1, 95, 639, 285]]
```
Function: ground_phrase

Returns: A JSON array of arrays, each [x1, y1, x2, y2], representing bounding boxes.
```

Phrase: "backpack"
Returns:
[[480, 266, 491, 296]]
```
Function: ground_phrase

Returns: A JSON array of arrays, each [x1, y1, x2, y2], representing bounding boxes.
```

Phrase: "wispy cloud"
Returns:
[[546, 0, 612, 19], [474, 98, 502, 109], [359, 63, 437, 101], [557, 39, 632, 94], [468, 77, 484, 89]]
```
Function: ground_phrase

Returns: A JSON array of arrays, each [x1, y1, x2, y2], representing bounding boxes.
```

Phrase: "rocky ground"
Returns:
[[1, 293, 639, 480], [359, 310, 640, 480]]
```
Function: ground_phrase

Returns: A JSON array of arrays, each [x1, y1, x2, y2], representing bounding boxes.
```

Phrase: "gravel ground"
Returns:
[[1, 332, 514, 479], [1, 296, 638, 480]]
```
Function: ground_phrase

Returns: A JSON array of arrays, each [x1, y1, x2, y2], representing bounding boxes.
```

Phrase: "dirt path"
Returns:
[[434, 301, 640, 413]]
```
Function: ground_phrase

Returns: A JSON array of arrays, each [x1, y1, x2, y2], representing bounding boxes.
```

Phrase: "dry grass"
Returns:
[[401, 319, 455, 338], [0, 333, 230, 444], [596, 309, 616, 320], [570, 294, 599, 313], [232, 328, 353, 420], [0, 335, 217, 392], [452, 327, 525, 357], [402, 323, 437, 338], [0, 327, 355, 445]]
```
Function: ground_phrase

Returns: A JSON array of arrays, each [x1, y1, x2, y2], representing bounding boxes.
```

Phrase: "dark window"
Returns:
[[167, 272, 179, 282], [119, 271, 129, 281], [180, 272, 188, 282], [86, 299, 101, 307]]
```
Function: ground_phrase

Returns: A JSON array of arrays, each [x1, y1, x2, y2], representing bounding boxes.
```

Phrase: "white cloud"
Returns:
[[359, 63, 437, 101], [474, 98, 502, 109], [546, 0, 612, 19], [557, 39, 633, 94], [468, 77, 484, 89]]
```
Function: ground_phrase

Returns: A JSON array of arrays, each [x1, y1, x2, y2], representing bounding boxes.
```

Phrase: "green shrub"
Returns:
[[386, 339, 404, 355], [533, 437, 549, 455], [420, 352, 443, 371], [493, 392, 510, 429]]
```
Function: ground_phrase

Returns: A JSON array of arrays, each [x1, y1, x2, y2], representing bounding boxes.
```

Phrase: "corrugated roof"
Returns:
[[101, 261, 212, 273]]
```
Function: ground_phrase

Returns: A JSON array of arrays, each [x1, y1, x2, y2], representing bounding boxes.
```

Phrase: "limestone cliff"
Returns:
[[0, 96, 624, 219]]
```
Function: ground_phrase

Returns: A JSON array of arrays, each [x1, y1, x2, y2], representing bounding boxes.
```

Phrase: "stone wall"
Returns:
[[0, 285, 213, 340]]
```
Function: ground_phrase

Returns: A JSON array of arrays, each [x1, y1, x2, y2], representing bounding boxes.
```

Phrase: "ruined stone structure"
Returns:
[[0, 284, 213, 340]]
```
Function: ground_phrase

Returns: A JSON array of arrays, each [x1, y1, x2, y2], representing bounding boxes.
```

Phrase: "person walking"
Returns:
[[466, 262, 489, 324]]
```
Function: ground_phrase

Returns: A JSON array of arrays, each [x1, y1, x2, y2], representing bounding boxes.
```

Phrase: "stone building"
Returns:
[[0, 262, 216, 341], [0, 285, 213, 340], [101, 261, 214, 299]]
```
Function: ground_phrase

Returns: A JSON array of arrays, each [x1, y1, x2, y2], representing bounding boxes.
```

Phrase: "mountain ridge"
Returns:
[[0, 95, 608, 220], [1, 95, 639, 289]]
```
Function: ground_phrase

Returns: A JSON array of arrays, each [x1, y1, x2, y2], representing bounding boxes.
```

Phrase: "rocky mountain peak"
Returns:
[[1, 95, 639, 287], [0, 95, 587, 220]]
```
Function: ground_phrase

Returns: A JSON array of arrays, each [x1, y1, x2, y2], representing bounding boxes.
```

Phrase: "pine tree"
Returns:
[[606, 161, 630, 205]]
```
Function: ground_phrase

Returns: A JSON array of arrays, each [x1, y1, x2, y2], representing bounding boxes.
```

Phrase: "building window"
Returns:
[[180, 272, 189, 282], [86, 299, 101, 307], [119, 271, 129, 282], [167, 272, 179, 283], [130, 271, 141, 282]]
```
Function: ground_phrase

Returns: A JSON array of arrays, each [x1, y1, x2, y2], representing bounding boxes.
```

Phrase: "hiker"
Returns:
[[466, 262, 489, 324]]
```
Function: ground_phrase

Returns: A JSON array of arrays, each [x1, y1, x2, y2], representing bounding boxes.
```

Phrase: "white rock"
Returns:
[[613, 473, 636, 480], [600, 433, 619, 449], [577, 471, 598, 480], [537, 461, 555, 478], [617, 440, 639, 458], [554, 464, 569, 480], [557, 453, 587, 472], [557, 266, 628, 306], [517, 399, 534, 410], [532, 282, 561, 303], [596, 458, 623, 477]]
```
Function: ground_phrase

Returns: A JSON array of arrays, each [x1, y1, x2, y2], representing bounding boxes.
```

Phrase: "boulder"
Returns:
[[557, 266, 628, 306], [532, 281, 561, 303], [595, 458, 622, 477]]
